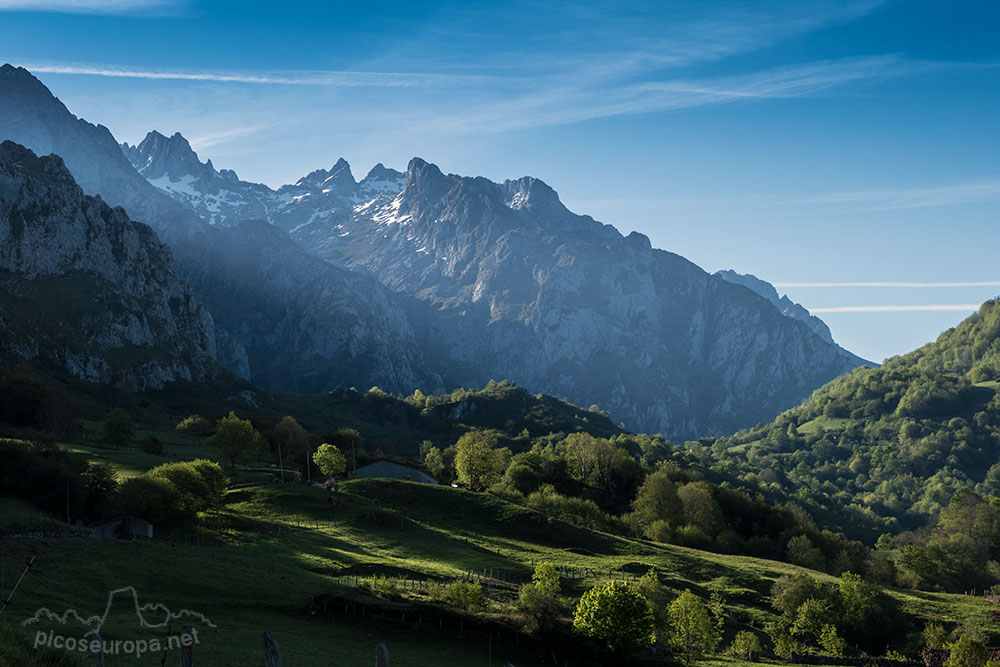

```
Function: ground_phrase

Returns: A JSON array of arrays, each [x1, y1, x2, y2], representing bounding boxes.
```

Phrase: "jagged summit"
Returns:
[[0, 66, 439, 395], [296, 157, 355, 189], [360, 163, 404, 194], [0, 67, 204, 240], [123, 130, 217, 182]]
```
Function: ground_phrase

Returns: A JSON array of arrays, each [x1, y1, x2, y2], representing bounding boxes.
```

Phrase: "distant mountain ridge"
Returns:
[[122, 131, 404, 231], [123, 126, 868, 439], [715, 269, 835, 343]]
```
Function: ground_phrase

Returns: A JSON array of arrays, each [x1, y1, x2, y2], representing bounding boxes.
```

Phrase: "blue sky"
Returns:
[[1, 0, 998, 362]]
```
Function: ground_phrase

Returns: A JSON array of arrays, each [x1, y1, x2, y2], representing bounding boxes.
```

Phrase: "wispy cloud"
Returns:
[[810, 304, 982, 313], [20, 61, 521, 88], [22, 53, 950, 139], [187, 125, 277, 151], [0, 0, 181, 15], [775, 281, 1000, 288], [786, 180, 1000, 210], [375, 54, 961, 136]]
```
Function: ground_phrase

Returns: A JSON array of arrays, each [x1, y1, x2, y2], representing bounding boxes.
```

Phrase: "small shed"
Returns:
[[349, 459, 437, 485], [89, 517, 153, 540]]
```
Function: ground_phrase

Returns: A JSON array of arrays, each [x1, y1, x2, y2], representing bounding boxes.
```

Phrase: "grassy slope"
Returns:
[[2, 469, 994, 666]]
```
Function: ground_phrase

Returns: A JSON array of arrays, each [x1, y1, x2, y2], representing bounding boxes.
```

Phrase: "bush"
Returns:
[[445, 581, 486, 611], [370, 575, 398, 598], [176, 414, 212, 436], [146, 459, 227, 514]]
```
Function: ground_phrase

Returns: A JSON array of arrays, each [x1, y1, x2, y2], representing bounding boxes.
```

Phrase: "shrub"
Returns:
[[445, 581, 486, 611], [176, 414, 212, 436], [370, 575, 398, 598], [146, 459, 227, 514]]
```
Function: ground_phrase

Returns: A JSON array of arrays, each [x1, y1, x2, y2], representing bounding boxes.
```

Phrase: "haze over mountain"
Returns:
[[124, 124, 868, 439]]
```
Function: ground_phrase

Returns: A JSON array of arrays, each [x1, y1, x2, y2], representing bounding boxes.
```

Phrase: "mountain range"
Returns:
[[1, 64, 867, 439]]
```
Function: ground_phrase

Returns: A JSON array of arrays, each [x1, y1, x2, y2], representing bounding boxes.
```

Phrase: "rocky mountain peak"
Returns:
[[123, 130, 213, 182], [297, 157, 355, 188], [360, 163, 404, 195], [404, 157, 448, 190], [501, 176, 562, 213], [0, 64, 53, 100]]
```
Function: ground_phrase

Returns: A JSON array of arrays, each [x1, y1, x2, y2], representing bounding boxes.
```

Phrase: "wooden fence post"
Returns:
[[263, 631, 280, 667], [180, 625, 193, 667], [376, 642, 389, 667]]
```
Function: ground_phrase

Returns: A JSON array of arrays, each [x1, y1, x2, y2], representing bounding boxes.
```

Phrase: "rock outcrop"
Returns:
[[0, 140, 216, 389]]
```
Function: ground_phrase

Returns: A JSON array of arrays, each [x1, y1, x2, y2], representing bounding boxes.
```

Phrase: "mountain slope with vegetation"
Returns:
[[700, 299, 1000, 588]]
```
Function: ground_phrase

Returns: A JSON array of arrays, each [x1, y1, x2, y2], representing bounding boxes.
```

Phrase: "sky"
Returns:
[[1, 0, 998, 362]]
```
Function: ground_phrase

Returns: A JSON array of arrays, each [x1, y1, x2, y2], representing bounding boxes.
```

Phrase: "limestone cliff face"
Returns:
[[0, 140, 216, 389]]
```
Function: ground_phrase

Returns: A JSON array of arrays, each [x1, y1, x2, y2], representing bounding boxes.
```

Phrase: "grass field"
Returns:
[[1, 443, 996, 666]]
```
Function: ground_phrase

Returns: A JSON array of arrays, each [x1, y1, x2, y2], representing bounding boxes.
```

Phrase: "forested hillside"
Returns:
[[699, 299, 1000, 589]]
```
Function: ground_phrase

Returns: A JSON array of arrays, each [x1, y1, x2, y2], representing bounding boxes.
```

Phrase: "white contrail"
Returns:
[[810, 304, 981, 313], [17, 62, 518, 88], [0, 0, 175, 13], [774, 281, 1000, 288]]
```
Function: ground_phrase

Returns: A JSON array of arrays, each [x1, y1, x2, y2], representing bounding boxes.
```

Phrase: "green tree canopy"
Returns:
[[209, 411, 261, 473], [454, 429, 510, 490], [313, 443, 347, 477], [728, 631, 763, 661], [517, 562, 565, 637], [667, 589, 719, 666], [272, 415, 311, 479], [631, 468, 682, 528], [573, 581, 654, 654]]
